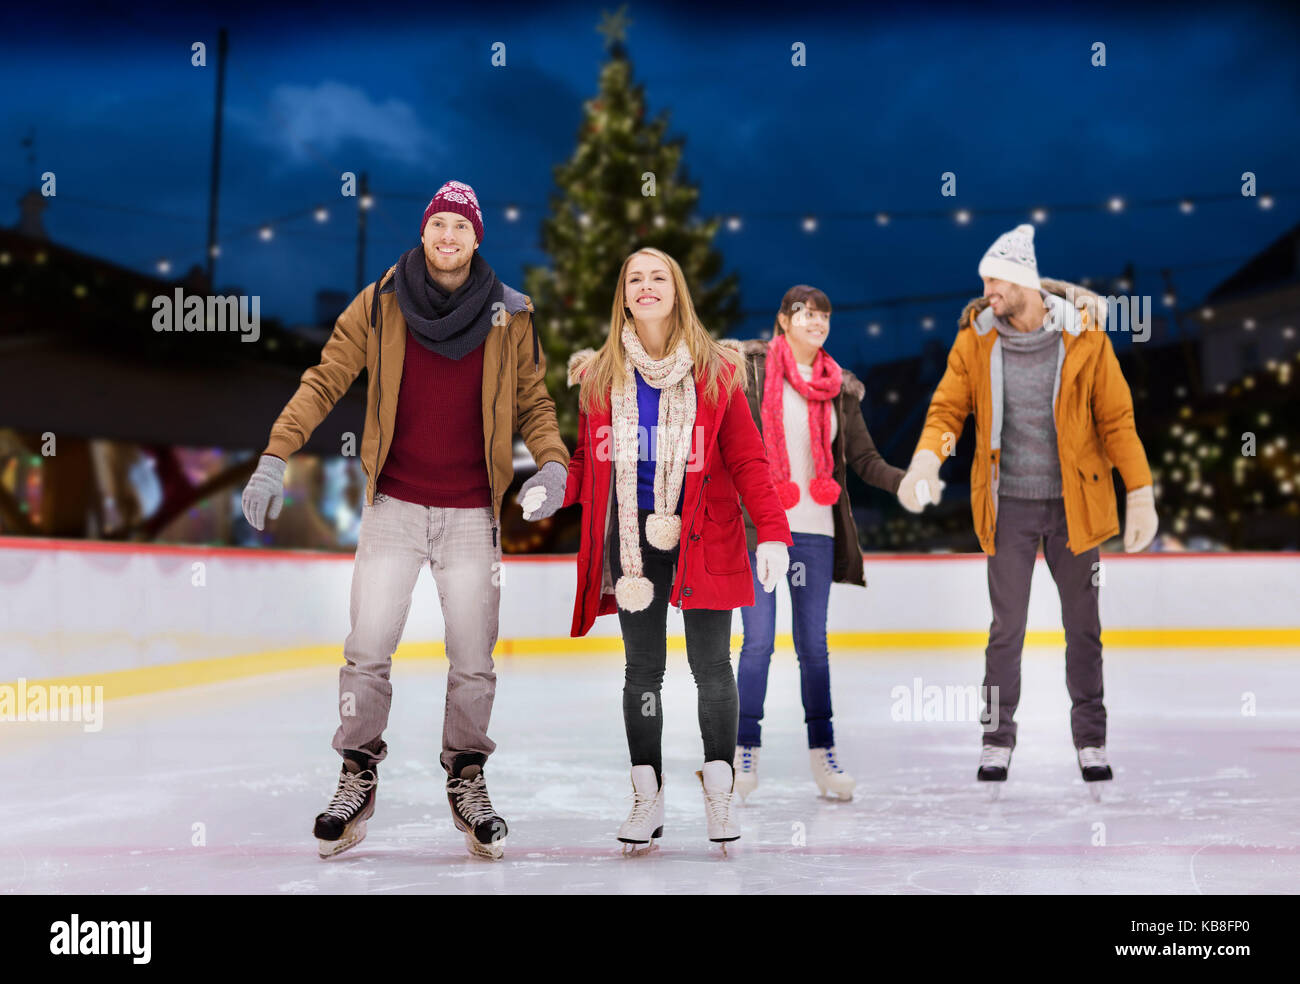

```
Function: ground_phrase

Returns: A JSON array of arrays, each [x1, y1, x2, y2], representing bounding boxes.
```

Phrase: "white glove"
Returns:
[[1123, 485, 1158, 553], [755, 541, 789, 593], [897, 449, 944, 513], [518, 461, 568, 521], [520, 485, 548, 520]]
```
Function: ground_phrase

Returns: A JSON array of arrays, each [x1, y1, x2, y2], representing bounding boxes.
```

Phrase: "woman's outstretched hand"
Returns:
[[755, 541, 789, 593]]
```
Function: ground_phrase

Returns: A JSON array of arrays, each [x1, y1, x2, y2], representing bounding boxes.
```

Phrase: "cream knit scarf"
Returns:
[[613, 323, 697, 613]]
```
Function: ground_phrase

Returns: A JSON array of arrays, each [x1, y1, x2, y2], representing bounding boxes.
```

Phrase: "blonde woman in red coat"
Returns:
[[547, 247, 792, 851]]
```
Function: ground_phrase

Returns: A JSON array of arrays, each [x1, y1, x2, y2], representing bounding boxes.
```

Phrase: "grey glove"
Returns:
[[241, 454, 286, 531], [517, 460, 567, 521]]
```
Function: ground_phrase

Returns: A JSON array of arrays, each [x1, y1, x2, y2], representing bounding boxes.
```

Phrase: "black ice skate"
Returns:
[[314, 755, 377, 859], [446, 754, 508, 860], [977, 744, 1012, 800], [1078, 746, 1113, 801]]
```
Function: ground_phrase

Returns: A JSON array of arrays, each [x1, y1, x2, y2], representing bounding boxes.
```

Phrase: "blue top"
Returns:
[[635, 369, 685, 514]]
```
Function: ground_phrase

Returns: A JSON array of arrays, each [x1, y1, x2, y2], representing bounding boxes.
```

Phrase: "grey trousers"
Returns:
[[982, 495, 1105, 750], [330, 493, 501, 775]]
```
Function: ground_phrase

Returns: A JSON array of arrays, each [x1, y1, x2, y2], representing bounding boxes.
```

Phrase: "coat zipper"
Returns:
[[373, 289, 384, 497], [486, 320, 508, 548], [675, 471, 709, 609]]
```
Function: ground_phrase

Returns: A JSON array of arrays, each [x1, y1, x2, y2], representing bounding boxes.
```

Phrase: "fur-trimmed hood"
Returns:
[[567, 347, 598, 387], [958, 277, 1107, 336]]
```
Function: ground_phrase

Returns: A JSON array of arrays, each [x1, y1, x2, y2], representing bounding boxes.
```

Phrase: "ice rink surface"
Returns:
[[2, 647, 1297, 894]]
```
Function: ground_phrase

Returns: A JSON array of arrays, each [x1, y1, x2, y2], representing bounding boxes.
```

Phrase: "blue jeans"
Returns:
[[737, 532, 835, 749]]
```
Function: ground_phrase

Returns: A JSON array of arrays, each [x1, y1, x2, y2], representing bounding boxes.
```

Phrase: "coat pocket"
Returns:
[[702, 495, 748, 576], [1074, 457, 1111, 540]]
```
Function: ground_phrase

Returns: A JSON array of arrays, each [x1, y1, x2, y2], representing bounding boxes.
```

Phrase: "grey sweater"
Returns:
[[995, 315, 1063, 499]]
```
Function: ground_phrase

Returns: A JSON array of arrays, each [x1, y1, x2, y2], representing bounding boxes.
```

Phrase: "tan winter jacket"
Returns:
[[262, 264, 569, 522], [913, 278, 1152, 555]]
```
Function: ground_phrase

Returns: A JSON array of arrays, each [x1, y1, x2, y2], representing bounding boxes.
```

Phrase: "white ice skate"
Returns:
[[617, 765, 664, 853], [698, 760, 740, 852], [810, 746, 855, 801], [977, 744, 1012, 801], [733, 745, 759, 802], [1078, 746, 1113, 802]]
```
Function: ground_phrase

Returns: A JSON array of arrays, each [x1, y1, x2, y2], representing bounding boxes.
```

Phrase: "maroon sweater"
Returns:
[[376, 329, 490, 507]]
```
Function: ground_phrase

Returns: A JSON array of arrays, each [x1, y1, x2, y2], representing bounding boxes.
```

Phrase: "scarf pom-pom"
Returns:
[[777, 480, 801, 509], [809, 476, 842, 505], [645, 513, 681, 550], [615, 575, 655, 612]]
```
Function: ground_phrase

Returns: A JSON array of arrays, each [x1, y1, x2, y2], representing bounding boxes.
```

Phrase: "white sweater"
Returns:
[[782, 363, 837, 537]]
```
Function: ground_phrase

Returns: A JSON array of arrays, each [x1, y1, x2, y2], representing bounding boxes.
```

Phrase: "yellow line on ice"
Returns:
[[3, 628, 1296, 702]]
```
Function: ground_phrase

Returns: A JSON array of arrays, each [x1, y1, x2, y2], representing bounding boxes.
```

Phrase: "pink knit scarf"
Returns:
[[761, 334, 843, 508]]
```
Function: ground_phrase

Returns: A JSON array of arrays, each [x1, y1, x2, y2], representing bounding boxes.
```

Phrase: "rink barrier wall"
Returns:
[[1, 536, 1298, 700]]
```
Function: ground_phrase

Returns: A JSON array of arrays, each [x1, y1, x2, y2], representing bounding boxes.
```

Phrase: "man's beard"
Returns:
[[425, 246, 473, 278]]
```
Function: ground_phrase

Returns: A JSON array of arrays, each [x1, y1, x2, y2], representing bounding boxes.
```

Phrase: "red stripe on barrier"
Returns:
[[1, 536, 1297, 563]]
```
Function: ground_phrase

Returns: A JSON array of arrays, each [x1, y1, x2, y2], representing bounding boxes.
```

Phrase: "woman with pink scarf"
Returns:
[[725, 286, 905, 802]]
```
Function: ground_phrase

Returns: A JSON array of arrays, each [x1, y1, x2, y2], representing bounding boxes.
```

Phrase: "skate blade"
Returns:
[[1085, 781, 1109, 803], [318, 820, 367, 859], [983, 783, 1004, 802], [815, 785, 855, 802], [464, 831, 505, 861], [621, 840, 661, 856]]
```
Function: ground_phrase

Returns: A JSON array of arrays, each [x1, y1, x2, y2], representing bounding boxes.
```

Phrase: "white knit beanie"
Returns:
[[978, 224, 1041, 290]]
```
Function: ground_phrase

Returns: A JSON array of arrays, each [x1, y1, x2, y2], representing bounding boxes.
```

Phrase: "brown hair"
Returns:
[[773, 285, 832, 336]]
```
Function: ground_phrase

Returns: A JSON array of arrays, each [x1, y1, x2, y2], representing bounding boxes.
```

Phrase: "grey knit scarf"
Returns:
[[393, 247, 504, 360]]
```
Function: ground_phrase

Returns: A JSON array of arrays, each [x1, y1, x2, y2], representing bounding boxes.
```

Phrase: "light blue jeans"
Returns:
[[331, 492, 501, 775]]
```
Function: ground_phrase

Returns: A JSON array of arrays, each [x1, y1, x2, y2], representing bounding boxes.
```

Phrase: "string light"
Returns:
[[954, 209, 971, 225], [258, 226, 273, 241], [802, 215, 818, 233], [314, 207, 329, 223], [1031, 208, 1047, 223]]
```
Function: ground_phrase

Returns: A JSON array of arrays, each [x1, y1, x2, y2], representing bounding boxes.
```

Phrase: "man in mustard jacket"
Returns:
[[241, 180, 569, 859], [897, 224, 1158, 791]]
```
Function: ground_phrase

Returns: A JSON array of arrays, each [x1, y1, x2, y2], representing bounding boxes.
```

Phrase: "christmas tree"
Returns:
[[524, 6, 741, 437]]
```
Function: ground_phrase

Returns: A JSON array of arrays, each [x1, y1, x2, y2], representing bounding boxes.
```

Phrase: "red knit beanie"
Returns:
[[419, 180, 485, 244]]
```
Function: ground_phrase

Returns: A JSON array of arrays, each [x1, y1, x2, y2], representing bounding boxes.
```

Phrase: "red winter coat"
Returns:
[[562, 351, 793, 638]]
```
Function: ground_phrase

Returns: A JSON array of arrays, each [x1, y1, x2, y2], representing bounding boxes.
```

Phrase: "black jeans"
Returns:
[[609, 505, 737, 784]]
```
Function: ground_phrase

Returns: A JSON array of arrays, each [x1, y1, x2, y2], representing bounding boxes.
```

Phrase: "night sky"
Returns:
[[2, 0, 1297, 368]]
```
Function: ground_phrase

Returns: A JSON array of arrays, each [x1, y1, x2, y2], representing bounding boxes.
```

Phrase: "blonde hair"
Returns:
[[578, 247, 744, 413]]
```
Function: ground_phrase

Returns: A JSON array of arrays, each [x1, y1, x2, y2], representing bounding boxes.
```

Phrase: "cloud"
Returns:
[[241, 81, 441, 166]]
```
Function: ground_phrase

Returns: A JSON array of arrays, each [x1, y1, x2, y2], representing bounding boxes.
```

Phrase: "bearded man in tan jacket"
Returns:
[[241, 180, 569, 859], [897, 224, 1158, 797]]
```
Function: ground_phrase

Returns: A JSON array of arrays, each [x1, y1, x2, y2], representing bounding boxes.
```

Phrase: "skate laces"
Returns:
[[818, 748, 843, 774], [701, 782, 733, 826], [627, 784, 658, 824], [323, 769, 375, 820], [979, 745, 1011, 768], [451, 774, 497, 826], [1078, 746, 1109, 768]]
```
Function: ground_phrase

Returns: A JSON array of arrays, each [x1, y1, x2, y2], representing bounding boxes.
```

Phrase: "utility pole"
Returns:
[[205, 28, 228, 288], [355, 171, 370, 294]]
